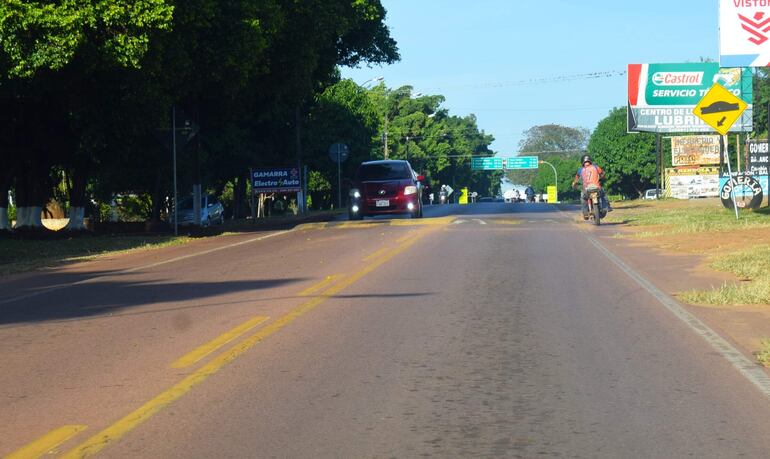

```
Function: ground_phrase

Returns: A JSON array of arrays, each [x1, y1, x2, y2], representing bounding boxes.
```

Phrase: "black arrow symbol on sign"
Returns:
[[717, 116, 727, 127]]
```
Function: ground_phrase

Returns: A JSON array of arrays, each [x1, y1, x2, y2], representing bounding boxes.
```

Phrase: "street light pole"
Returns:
[[172, 105, 178, 236], [539, 160, 558, 202]]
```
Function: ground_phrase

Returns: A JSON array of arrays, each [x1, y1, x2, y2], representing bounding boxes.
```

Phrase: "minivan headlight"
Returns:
[[404, 185, 417, 195], [350, 189, 361, 199]]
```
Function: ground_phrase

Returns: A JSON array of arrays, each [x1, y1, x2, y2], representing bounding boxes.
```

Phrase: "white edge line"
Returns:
[[0, 230, 291, 307], [585, 234, 770, 399]]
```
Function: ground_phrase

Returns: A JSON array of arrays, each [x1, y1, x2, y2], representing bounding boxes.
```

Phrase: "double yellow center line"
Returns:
[[20, 226, 433, 458]]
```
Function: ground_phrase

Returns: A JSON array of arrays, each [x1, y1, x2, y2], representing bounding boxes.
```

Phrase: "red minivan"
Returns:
[[348, 160, 424, 220]]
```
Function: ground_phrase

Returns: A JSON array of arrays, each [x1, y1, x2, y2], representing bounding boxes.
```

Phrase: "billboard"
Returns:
[[251, 168, 301, 193], [670, 135, 721, 166], [720, 0, 770, 67], [627, 63, 753, 133], [747, 139, 770, 177], [666, 167, 720, 199]]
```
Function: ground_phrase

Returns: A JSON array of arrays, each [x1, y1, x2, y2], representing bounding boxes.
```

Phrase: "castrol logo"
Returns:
[[651, 72, 704, 86]]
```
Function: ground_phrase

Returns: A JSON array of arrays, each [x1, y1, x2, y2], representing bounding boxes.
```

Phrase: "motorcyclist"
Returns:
[[571, 155, 611, 219], [525, 186, 535, 203]]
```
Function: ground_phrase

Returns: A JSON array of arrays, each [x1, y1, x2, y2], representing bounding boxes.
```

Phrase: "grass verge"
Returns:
[[604, 199, 770, 237], [755, 340, 770, 367], [678, 245, 770, 306], [0, 235, 193, 277]]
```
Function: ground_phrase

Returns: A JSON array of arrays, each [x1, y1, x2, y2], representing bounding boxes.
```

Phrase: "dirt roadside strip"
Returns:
[[598, 198, 770, 367], [0, 211, 344, 278]]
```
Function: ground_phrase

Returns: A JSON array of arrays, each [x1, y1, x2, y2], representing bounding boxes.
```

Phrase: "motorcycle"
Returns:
[[584, 184, 607, 226]]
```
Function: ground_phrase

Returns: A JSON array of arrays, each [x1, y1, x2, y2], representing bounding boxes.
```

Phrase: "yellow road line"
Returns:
[[60, 226, 438, 459], [5, 425, 86, 459], [490, 219, 522, 225], [395, 232, 415, 243], [297, 275, 342, 297], [363, 247, 390, 262], [170, 316, 270, 369], [389, 216, 456, 226]]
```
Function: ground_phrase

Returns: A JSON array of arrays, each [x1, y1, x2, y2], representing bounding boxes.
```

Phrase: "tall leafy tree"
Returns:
[[508, 124, 589, 188], [587, 107, 656, 197], [303, 79, 380, 208], [0, 0, 173, 229]]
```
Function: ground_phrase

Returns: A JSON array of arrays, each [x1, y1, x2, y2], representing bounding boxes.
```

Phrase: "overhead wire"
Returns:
[[419, 70, 627, 92]]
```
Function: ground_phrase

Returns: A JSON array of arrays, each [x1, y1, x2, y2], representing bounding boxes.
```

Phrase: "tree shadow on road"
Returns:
[[0, 277, 307, 326]]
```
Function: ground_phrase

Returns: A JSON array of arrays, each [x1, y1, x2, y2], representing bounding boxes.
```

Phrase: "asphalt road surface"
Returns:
[[4, 202, 770, 458]]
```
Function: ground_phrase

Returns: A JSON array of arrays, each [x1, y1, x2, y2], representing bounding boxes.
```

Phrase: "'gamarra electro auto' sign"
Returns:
[[628, 63, 753, 133], [720, 0, 770, 67], [251, 168, 301, 193]]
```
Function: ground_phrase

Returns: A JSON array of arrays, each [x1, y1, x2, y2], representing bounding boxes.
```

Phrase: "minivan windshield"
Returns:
[[177, 196, 207, 210], [356, 163, 411, 181]]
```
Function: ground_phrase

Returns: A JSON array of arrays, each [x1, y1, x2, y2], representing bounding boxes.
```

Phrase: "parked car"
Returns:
[[643, 189, 662, 200], [348, 160, 424, 220], [170, 194, 225, 226]]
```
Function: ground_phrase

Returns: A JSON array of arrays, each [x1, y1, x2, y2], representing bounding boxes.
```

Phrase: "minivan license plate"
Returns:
[[376, 199, 390, 207]]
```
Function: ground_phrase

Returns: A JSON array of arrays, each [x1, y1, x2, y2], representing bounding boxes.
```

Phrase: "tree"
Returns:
[[519, 124, 590, 153], [303, 79, 380, 207], [0, 0, 173, 229], [532, 153, 582, 200], [0, 0, 400, 230], [508, 124, 589, 193], [362, 85, 496, 198], [587, 107, 657, 197]]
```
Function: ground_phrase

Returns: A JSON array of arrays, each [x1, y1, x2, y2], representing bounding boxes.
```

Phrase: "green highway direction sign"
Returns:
[[504, 156, 539, 169], [471, 157, 504, 170]]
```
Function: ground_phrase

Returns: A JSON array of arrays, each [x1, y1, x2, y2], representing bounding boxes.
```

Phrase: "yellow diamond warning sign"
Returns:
[[693, 83, 748, 136]]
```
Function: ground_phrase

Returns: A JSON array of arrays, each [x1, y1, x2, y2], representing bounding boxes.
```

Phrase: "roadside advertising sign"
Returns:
[[670, 135, 720, 166], [666, 167, 720, 199], [737, 139, 770, 200], [627, 63, 753, 133], [747, 139, 770, 177], [251, 168, 302, 193], [459, 187, 469, 205], [547, 186, 557, 203], [719, 0, 770, 67], [719, 174, 765, 209]]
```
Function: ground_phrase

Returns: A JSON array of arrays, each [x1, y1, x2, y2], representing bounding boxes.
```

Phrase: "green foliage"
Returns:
[[506, 124, 588, 199], [304, 79, 380, 189], [605, 201, 770, 235], [532, 153, 582, 199], [588, 107, 656, 197], [0, 0, 173, 78], [756, 340, 770, 368], [0, 1, 400, 226], [362, 84, 495, 194], [679, 244, 770, 307], [519, 124, 590, 153], [308, 171, 332, 191], [116, 194, 152, 222], [754, 69, 770, 138]]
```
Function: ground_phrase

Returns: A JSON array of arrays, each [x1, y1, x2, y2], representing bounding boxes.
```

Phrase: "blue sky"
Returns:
[[342, 0, 718, 155]]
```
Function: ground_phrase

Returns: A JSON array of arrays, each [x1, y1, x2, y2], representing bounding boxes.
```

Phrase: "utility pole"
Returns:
[[383, 116, 389, 159], [655, 133, 661, 199]]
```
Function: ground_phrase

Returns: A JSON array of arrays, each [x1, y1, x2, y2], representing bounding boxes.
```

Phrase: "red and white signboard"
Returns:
[[720, 0, 770, 67]]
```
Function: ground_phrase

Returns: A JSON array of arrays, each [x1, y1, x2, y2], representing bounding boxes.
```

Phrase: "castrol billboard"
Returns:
[[627, 63, 753, 133], [720, 0, 770, 67]]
